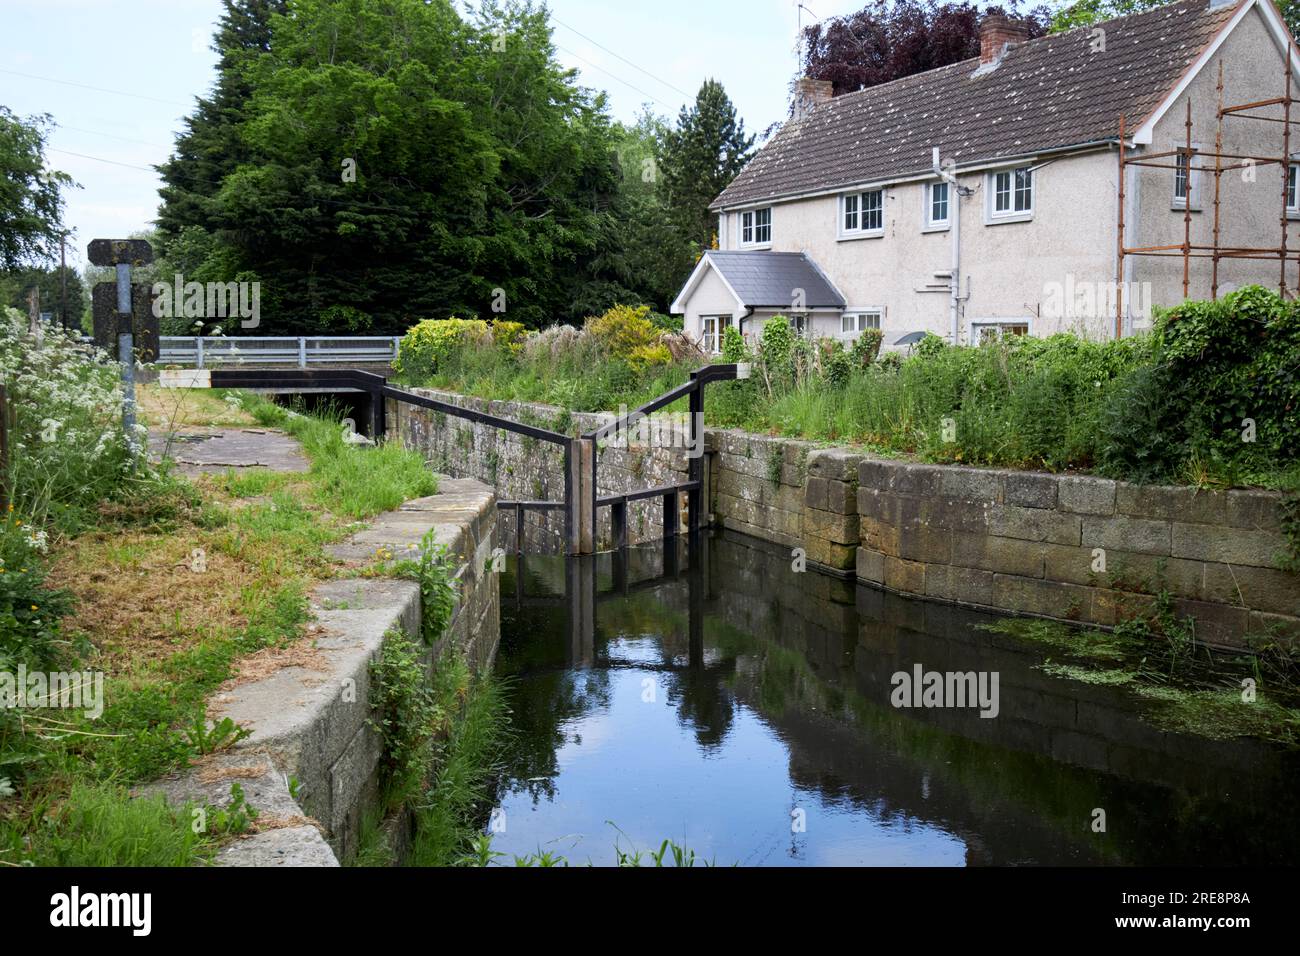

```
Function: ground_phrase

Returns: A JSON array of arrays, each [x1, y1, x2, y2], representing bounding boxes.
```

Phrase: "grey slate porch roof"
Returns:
[[712, 0, 1239, 210], [702, 250, 847, 310]]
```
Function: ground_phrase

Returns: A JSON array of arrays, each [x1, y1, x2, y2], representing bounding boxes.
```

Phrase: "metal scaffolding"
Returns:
[[1115, 58, 1300, 338]]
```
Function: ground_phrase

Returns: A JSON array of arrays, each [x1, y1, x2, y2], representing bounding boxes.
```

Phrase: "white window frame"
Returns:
[[924, 181, 950, 231], [970, 318, 1032, 344], [840, 309, 883, 338], [986, 165, 1034, 224], [739, 207, 772, 248], [701, 314, 733, 354], [1172, 143, 1203, 212], [1288, 162, 1299, 217], [838, 188, 884, 239]]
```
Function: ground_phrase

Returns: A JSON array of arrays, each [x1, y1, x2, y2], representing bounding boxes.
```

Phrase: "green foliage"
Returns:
[[1049, 0, 1300, 39], [320, 304, 372, 333], [1, 265, 84, 328], [395, 318, 493, 381], [369, 628, 441, 809], [766, 449, 784, 488], [208, 781, 260, 836], [0, 517, 73, 672], [822, 339, 853, 389], [850, 328, 883, 367], [0, 108, 72, 269], [397, 320, 697, 416], [389, 288, 1296, 494], [257, 397, 438, 517], [390, 529, 458, 645], [408, 659, 509, 867], [6, 784, 218, 867], [183, 716, 253, 756], [584, 304, 671, 371], [1097, 287, 1300, 484], [658, 80, 756, 254], [0, 307, 140, 528], [758, 317, 797, 395], [157, 0, 716, 330], [470, 830, 718, 867], [721, 325, 750, 363]]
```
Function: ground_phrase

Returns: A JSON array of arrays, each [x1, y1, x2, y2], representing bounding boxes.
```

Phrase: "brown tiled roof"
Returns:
[[712, 0, 1239, 210]]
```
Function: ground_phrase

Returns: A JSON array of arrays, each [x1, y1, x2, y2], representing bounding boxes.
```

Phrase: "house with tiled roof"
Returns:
[[672, 0, 1300, 351]]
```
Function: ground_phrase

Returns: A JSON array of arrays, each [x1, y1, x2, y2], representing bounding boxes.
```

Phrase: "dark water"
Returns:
[[489, 530, 1300, 867]]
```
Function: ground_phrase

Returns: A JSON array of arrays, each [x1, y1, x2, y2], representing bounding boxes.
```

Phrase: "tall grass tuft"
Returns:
[[8, 783, 216, 867], [408, 658, 510, 868], [237, 392, 437, 517]]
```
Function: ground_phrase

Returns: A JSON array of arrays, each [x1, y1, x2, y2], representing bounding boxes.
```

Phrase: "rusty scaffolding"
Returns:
[[1115, 59, 1300, 338]]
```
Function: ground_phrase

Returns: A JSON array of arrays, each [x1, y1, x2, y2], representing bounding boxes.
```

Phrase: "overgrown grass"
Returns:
[[7, 784, 218, 867], [1, 385, 444, 865], [237, 391, 437, 515], [407, 655, 510, 868], [394, 287, 1300, 492]]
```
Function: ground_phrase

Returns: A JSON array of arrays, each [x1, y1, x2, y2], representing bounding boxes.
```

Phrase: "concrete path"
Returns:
[[148, 428, 310, 475]]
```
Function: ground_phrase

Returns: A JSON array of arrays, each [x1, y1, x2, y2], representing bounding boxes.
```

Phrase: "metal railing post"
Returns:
[[611, 498, 627, 551], [663, 491, 679, 545], [196, 337, 204, 370], [688, 376, 703, 534], [299, 337, 307, 368]]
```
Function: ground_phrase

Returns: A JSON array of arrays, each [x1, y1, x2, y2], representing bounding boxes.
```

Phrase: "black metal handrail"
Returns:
[[206, 363, 742, 556]]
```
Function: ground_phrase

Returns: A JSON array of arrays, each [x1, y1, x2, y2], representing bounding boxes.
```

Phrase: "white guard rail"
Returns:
[[159, 336, 401, 368]]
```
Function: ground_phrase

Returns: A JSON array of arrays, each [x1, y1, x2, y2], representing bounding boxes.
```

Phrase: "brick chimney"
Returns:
[[978, 14, 1029, 69], [793, 77, 834, 121]]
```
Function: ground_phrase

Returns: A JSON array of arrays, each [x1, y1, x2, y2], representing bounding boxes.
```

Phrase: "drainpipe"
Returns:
[[933, 148, 964, 345], [736, 307, 755, 343]]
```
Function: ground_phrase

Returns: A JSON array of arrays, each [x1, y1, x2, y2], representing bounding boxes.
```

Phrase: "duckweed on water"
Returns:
[[1133, 686, 1300, 744], [1039, 664, 1138, 687], [980, 619, 1300, 747]]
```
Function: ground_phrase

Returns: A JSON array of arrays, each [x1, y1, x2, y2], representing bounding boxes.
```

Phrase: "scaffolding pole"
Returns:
[[1115, 51, 1300, 338]]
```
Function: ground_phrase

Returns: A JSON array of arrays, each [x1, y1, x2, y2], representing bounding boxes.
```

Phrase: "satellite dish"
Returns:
[[893, 331, 928, 346]]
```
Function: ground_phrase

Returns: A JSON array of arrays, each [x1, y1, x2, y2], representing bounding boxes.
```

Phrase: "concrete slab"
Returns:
[[148, 428, 310, 474], [216, 827, 339, 867]]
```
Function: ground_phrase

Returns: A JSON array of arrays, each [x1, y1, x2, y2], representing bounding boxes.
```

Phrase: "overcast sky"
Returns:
[[0, 0, 875, 271]]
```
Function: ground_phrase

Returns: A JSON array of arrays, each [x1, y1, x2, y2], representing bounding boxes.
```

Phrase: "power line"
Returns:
[[0, 67, 192, 108], [57, 125, 173, 150], [554, 43, 675, 110], [551, 16, 695, 100], [48, 147, 159, 172]]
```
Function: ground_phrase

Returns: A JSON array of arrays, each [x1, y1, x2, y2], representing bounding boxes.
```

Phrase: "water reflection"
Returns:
[[489, 530, 1300, 866]]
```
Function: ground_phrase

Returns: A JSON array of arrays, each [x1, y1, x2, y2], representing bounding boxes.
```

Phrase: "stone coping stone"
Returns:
[[139, 478, 495, 866], [329, 477, 494, 566]]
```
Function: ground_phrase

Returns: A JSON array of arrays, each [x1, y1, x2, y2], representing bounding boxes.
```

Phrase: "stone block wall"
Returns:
[[855, 462, 1297, 648], [389, 388, 1297, 648], [391, 388, 699, 551]]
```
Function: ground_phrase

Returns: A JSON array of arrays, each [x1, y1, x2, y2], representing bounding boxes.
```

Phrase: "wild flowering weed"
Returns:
[[0, 307, 142, 524]]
